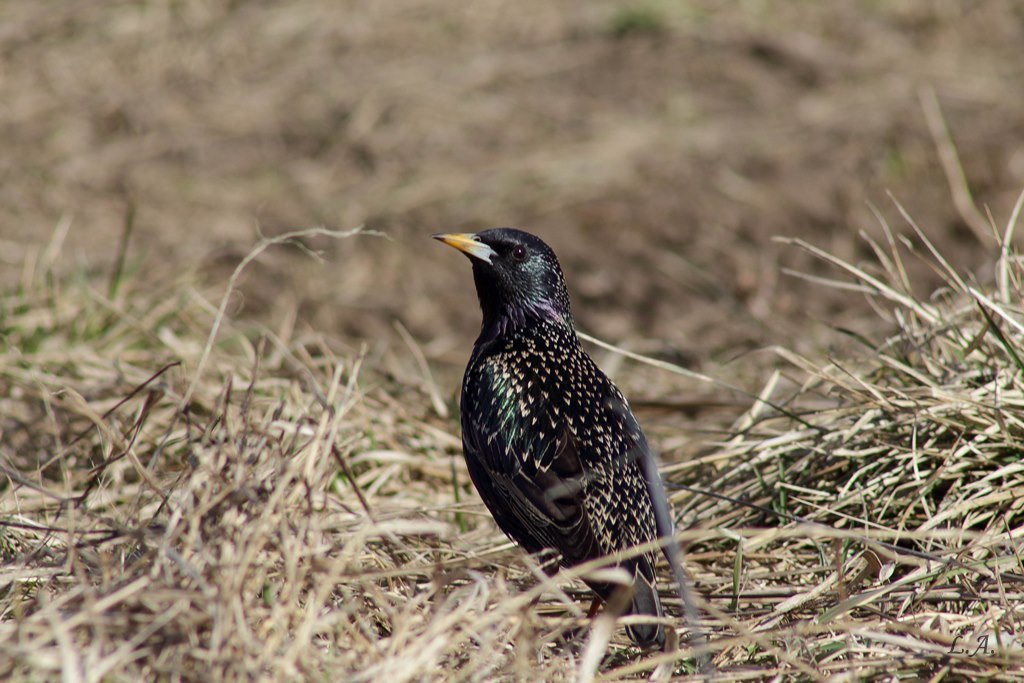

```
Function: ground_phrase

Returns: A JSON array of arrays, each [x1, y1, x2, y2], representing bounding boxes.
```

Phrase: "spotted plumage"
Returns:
[[434, 228, 675, 648]]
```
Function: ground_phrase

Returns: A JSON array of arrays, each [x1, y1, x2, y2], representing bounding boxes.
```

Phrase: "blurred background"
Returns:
[[3, 1, 1023, 396]]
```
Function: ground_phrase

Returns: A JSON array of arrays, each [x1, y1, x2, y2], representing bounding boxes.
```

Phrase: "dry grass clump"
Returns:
[[3, 205, 1024, 680], [666, 198, 1024, 678]]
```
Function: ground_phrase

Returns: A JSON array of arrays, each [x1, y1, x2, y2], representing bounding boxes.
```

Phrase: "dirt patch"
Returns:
[[2, 1, 1023, 380]]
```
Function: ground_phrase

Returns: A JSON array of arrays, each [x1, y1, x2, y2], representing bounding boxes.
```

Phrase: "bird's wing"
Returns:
[[462, 403, 602, 566]]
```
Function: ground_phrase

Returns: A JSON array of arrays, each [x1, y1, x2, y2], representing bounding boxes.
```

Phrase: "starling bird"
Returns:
[[434, 228, 676, 648]]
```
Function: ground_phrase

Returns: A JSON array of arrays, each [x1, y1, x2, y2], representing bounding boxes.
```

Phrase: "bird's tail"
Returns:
[[625, 564, 666, 649]]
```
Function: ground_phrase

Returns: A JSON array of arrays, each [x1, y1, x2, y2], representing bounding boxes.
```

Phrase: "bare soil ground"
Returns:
[[2, 1, 1024, 680], [3, 2, 1023, 363]]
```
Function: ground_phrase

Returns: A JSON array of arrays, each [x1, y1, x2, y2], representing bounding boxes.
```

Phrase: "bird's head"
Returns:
[[433, 228, 573, 338]]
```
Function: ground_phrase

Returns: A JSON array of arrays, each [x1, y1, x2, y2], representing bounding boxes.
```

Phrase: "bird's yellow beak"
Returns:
[[432, 232, 496, 263]]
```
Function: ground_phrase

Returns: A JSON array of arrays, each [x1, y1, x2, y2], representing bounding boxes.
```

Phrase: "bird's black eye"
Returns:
[[511, 245, 528, 262]]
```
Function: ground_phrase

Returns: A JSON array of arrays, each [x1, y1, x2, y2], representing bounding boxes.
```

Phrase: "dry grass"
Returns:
[[3, 197, 1024, 681], [4, 2, 1024, 680]]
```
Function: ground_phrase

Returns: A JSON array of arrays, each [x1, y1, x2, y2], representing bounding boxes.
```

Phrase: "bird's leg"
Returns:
[[552, 595, 604, 650], [585, 596, 602, 621]]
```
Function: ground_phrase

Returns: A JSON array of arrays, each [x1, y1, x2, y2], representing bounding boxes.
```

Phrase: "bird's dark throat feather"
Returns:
[[472, 262, 571, 345]]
